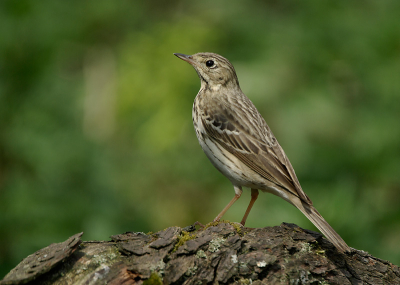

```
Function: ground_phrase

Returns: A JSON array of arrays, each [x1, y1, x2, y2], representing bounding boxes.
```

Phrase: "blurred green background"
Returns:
[[1, 0, 400, 277]]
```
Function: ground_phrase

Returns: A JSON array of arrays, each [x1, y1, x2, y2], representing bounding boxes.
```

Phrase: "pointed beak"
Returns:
[[174, 53, 196, 65]]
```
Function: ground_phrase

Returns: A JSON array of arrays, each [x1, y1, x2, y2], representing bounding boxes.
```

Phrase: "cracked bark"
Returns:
[[1, 222, 399, 285]]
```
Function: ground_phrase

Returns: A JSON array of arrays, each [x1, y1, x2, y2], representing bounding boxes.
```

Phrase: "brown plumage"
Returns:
[[174, 52, 351, 253]]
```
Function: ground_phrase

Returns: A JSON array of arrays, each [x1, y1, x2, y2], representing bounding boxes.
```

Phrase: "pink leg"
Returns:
[[240, 189, 259, 226], [213, 185, 242, 222]]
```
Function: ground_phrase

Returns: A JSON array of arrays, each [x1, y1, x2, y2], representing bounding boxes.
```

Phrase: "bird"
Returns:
[[174, 52, 351, 253]]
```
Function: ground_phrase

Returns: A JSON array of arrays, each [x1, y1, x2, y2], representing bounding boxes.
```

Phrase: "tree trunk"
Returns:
[[1, 222, 399, 285]]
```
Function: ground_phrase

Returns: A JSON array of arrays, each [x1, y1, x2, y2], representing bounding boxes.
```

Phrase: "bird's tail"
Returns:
[[292, 198, 351, 253]]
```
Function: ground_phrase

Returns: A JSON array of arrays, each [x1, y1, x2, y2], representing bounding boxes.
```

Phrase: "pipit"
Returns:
[[174, 52, 351, 253]]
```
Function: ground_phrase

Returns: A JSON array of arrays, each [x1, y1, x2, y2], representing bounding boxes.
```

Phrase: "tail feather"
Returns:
[[293, 199, 351, 253]]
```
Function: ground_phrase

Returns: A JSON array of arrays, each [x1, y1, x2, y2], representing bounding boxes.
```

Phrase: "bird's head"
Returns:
[[174, 52, 240, 90]]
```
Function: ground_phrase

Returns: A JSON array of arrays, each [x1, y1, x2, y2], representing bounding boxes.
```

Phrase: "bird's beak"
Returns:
[[174, 53, 196, 65]]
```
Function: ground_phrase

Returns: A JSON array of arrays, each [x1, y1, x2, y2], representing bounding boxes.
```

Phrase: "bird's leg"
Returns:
[[213, 185, 242, 222], [193, 221, 206, 228], [240, 188, 259, 226]]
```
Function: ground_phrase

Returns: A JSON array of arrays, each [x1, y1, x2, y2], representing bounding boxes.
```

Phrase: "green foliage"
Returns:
[[173, 230, 197, 252], [1, 0, 400, 278], [143, 272, 163, 285]]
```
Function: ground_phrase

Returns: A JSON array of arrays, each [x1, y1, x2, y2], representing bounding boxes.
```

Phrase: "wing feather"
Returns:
[[201, 95, 312, 204]]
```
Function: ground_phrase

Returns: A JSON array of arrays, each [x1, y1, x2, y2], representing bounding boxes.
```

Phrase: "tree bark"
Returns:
[[1, 222, 399, 285]]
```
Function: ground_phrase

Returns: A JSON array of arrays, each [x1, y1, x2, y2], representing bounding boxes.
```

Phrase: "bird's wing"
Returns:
[[200, 94, 312, 204]]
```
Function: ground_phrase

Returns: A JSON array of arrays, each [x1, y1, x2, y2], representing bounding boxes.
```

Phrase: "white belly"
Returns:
[[200, 136, 250, 185]]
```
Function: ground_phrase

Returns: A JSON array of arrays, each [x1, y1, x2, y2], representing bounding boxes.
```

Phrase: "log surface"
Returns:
[[1, 222, 399, 284]]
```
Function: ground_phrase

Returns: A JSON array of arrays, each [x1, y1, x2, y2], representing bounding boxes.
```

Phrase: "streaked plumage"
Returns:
[[174, 52, 351, 253]]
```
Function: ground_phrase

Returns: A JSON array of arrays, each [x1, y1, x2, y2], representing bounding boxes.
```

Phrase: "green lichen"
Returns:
[[310, 242, 326, 255], [300, 242, 313, 254], [173, 231, 197, 252], [196, 249, 207, 259], [203, 220, 244, 236], [203, 220, 221, 229], [143, 272, 163, 285], [237, 277, 252, 284], [230, 222, 243, 236], [208, 237, 226, 252], [149, 260, 165, 275], [185, 265, 198, 276]]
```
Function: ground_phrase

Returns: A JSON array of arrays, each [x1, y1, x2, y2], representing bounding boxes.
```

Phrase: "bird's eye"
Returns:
[[206, 60, 214, 67]]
